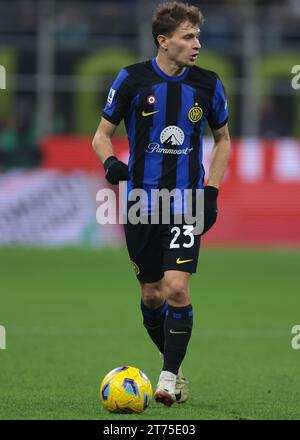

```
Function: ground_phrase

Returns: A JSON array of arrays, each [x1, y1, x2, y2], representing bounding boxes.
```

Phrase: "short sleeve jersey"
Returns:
[[102, 58, 228, 191]]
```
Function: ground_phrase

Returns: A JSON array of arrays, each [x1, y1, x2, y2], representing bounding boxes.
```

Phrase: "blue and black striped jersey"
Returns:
[[102, 58, 228, 191]]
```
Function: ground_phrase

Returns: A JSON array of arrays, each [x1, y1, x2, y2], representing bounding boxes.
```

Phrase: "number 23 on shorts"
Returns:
[[170, 225, 195, 249]]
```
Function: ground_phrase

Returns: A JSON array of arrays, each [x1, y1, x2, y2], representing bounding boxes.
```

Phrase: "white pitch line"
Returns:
[[7, 326, 290, 338]]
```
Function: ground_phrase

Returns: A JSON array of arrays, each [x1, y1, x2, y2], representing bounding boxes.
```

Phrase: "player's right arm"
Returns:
[[92, 117, 117, 165], [92, 66, 132, 184], [92, 117, 129, 184]]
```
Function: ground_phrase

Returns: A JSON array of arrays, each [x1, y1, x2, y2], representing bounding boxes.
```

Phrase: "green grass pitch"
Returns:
[[0, 246, 299, 420]]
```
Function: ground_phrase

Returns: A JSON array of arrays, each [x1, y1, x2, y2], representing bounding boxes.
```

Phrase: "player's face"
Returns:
[[165, 21, 201, 67]]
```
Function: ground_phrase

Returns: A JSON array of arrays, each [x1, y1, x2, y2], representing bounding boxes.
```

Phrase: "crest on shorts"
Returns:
[[131, 260, 140, 275]]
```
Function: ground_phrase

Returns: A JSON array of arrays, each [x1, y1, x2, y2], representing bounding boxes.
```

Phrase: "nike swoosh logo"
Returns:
[[142, 110, 159, 117], [176, 258, 193, 264], [170, 330, 188, 334]]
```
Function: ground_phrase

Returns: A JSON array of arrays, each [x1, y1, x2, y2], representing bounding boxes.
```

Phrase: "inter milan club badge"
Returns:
[[188, 102, 203, 123], [131, 260, 140, 275], [147, 95, 156, 105]]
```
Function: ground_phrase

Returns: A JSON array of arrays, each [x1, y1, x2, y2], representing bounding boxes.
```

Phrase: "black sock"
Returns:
[[163, 304, 193, 375], [140, 299, 168, 354]]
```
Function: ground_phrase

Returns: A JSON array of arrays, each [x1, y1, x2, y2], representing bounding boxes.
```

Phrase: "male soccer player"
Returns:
[[92, 2, 231, 406]]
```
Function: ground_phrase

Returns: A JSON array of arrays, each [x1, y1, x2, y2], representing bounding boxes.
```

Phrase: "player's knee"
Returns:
[[165, 279, 190, 306], [141, 284, 165, 309]]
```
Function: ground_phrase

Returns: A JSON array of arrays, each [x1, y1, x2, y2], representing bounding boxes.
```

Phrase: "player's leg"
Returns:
[[162, 270, 193, 376], [140, 273, 190, 405], [123, 221, 167, 354], [140, 280, 167, 355], [154, 220, 200, 406], [154, 271, 193, 405], [162, 222, 200, 375]]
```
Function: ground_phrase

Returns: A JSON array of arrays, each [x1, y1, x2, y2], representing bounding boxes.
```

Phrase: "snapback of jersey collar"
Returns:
[[151, 58, 190, 82]]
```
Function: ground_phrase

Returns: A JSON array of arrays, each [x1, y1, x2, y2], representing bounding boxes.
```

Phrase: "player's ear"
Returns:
[[157, 34, 168, 50]]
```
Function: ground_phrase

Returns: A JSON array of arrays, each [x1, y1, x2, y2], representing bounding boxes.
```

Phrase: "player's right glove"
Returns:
[[103, 156, 129, 185], [201, 185, 219, 235]]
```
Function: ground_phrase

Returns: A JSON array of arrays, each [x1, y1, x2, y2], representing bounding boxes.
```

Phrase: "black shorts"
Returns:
[[124, 219, 201, 283]]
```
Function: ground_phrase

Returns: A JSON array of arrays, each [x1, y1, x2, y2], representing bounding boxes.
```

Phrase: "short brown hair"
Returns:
[[152, 2, 204, 48]]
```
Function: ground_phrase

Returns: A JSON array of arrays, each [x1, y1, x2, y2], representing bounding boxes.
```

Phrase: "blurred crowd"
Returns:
[[0, 0, 299, 169]]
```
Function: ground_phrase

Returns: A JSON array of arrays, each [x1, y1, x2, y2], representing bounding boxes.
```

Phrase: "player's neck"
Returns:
[[155, 53, 186, 77]]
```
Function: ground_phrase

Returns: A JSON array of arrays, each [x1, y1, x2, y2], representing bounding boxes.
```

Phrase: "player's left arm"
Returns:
[[207, 122, 231, 189], [201, 123, 230, 235]]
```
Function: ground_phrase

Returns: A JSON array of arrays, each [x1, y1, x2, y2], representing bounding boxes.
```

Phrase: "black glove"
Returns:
[[104, 156, 129, 185], [201, 185, 219, 235]]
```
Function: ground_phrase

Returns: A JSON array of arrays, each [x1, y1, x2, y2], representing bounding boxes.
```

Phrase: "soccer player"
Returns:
[[92, 2, 231, 406]]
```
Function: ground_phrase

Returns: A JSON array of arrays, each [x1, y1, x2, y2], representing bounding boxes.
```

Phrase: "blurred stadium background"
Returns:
[[0, 0, 300, 420], [0, 0, 299, 246]]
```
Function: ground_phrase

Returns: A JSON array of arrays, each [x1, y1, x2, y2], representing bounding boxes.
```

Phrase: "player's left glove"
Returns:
[[201, 185, 219, 235], [104, 155, 129, 185]]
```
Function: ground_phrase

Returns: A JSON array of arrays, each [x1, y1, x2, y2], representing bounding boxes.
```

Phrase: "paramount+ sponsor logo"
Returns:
[[146, 126, 193, 155]]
